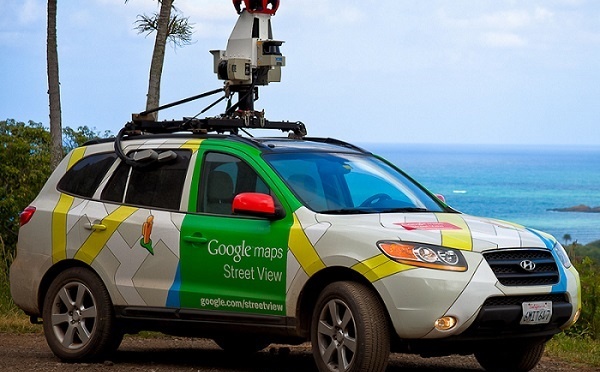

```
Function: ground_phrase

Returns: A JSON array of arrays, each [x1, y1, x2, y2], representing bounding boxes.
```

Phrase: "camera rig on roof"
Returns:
[[115, 0, 301, 166]]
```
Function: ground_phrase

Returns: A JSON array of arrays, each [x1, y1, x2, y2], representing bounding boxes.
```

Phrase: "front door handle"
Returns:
[[183, 235, 208, 244]]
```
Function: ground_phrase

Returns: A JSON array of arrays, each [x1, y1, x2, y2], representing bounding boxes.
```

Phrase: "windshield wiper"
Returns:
[[320, 207, 428, 215]]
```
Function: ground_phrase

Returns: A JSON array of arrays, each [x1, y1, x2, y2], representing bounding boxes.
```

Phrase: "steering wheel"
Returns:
[[359, 193, 392, 207]]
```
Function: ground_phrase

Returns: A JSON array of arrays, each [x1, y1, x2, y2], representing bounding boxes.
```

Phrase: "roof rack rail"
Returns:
[[126, 116, 307, 138]]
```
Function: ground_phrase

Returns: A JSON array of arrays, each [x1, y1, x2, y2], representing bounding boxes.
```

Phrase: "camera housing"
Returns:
[[211, 9, 285, 88]]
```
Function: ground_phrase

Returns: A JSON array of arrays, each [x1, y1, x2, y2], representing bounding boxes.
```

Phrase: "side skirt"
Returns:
[[114, 306, 304, 343]]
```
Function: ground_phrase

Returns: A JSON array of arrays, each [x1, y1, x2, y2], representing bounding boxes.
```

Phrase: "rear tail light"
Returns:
[[19, 206, 36, 226]]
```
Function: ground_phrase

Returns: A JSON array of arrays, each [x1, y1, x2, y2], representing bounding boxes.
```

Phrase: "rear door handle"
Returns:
[[84, 223, 107, 231]]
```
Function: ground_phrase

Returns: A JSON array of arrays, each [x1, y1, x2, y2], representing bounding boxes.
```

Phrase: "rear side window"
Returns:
[[58, 153, 117, 198], [101, 150, 191, 211]]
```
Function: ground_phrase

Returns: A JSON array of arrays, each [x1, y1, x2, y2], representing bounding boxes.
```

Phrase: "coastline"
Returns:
[[548, 205, 600, 213]]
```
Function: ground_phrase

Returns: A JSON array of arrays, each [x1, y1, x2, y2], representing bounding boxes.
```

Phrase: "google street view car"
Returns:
[[10, 1, 579, 372], [10, 121, 581, 371]]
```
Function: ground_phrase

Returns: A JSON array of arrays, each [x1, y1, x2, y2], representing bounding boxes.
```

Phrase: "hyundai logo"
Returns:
[[520, 260, 536, 272]]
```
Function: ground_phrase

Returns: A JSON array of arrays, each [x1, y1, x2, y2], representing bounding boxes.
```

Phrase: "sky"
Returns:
[[1, 0, 599, 145]]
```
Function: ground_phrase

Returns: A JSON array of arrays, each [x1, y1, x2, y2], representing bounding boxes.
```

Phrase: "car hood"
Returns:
[[315, 212, 557, 253]]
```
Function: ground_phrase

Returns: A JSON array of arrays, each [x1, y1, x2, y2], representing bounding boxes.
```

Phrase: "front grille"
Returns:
[[483, 249, 559, 286]]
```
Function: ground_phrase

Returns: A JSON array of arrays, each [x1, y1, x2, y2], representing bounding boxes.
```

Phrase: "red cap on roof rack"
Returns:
[[233, 0, 279, 15]]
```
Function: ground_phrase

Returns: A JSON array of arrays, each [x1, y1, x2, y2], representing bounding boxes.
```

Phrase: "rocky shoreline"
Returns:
[[548, 204, 600, 213]]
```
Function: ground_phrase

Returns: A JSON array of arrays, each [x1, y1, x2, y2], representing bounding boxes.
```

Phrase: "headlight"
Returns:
[[377, 241, 468, 272], [554, 242, 572, 268]]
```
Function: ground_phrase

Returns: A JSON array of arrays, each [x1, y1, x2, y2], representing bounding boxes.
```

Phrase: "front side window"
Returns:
[[265, 152, 445, 214], [101, 150, 191, 210], [58, 153, 117, 198], [199, 152, 270, 215]]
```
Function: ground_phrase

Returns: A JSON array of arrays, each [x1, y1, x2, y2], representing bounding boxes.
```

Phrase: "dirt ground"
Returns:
[[0, 333, 597, 372]]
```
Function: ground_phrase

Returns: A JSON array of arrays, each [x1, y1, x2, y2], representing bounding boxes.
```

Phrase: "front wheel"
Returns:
[[42, 267, 122, 362], [475, 340, 546, 372], [311, 281, 390, 372]]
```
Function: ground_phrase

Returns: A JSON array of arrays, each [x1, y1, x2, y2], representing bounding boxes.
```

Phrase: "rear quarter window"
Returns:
[[57, 152, 118, 198], [101, 149, 191, 211]]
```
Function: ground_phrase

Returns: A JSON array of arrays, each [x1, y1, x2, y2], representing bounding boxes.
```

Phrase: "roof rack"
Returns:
[[126, 116, 307, 138], [114, 85, 306, 167]]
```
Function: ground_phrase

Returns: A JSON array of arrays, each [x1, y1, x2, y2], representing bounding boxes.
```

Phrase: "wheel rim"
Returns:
[[50, 281, 97, 350], [317, 299, 357, 372]]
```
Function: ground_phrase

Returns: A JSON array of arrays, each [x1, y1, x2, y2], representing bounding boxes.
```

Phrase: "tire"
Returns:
[[42, 267, 122, 362], [475, 340, 546, 372], [213, 336, 271, 354], [311, 281, 390, 372]]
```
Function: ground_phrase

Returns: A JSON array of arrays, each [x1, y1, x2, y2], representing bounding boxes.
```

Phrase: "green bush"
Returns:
[[0, 235, 15, 313], [571, 254, 600, 339]]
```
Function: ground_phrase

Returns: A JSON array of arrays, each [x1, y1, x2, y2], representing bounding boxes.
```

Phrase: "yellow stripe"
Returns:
[[288, 214, 325, 276], [52, 194, 75, 263], [67, 147, 86, 170], [352, 254, 389, 275], [353, 254, 414, 282], [436, 213, 473, 251], [367, 260, 414, 282], [74, 206, 138, 264], [180, 139, 204, 153]]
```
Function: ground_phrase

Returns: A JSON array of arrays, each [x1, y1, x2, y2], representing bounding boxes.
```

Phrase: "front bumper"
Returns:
[[374, 249, 579, 340]]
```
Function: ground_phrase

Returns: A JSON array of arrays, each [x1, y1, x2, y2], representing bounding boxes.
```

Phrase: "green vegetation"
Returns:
[[545, 241, 600, 367], [571, 241, 600, 339], [547, 333, 600, 367]]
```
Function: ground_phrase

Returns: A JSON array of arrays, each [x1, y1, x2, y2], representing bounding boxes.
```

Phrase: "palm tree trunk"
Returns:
[[146, 0, 173, 119], [47, 0, 63, 168]]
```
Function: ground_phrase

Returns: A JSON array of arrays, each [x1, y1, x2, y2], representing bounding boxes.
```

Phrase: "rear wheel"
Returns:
[[42, 267, 122, 362], [311, 281, 390, 372], [475, 340, 546, 372]]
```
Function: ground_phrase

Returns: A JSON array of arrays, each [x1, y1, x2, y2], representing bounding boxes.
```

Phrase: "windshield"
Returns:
[[264, 152, 445, 214]]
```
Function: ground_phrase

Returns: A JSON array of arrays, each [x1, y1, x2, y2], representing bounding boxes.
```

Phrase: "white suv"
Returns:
[[11, 128, 580, 372]]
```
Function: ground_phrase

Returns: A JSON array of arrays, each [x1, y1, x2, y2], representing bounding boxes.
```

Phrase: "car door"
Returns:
[[76, 148, 193, 308], [176, 148, 293, 316]]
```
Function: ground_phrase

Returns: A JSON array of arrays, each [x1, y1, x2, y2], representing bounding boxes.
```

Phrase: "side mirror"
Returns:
[[233, 192, 285, 220]]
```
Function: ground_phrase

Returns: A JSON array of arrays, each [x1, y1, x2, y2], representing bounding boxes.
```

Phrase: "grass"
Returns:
[[546, 333, 600, 368]]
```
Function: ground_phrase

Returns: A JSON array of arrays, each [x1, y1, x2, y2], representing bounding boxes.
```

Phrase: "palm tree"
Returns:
[[563, 234, 572, 246], [126, 0, 193, 119], [47, 0, 63, 168]]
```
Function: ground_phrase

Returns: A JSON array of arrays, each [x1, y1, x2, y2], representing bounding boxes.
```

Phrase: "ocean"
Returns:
[[362, 143, 600, 245]]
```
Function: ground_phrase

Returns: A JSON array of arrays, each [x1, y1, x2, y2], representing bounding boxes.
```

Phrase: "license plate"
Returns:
[[521, 301, 552, 325]]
